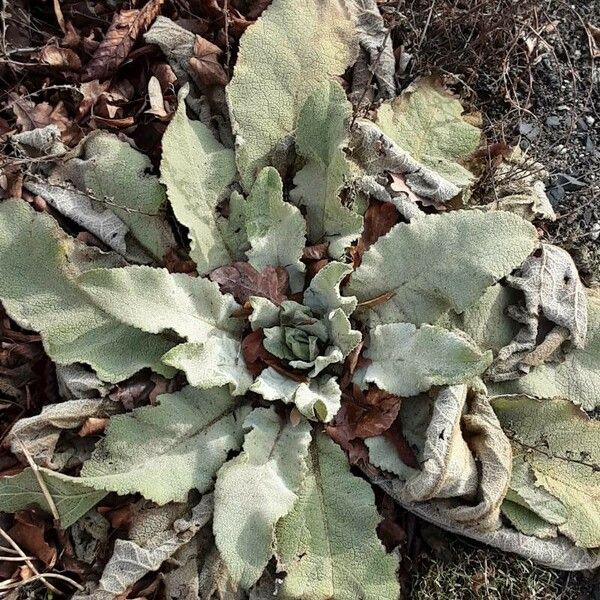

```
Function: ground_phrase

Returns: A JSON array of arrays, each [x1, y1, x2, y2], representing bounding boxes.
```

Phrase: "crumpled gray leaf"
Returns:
[[348, 0, 395, 107], [25, 179, 129, 254], [489, 244, 588, 381], [11, 124, 67, 158], [349, 119, 460, 205], [376, 482, 600, 571], [367, 385, 512, 531], [352, 174, 425, 221], [5, 398, 115, 468], [198, 545, 245, 600], [164, 536, 201, 600], [85, 495, 213, 598]]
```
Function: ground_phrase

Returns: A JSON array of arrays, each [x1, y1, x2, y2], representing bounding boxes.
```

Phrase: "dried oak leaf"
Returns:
[[209, 261, 288, 305], [189, 35, 229, 88], [82, 0, 163, 82], [37, 46, 82, 71]]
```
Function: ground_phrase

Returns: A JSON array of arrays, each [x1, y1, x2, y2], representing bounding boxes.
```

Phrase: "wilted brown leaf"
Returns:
[[77, 80, 111, 119], [9, 511, 57, 568], [78, 416, 109, 437], [82, 0, 164, 82], [9, 95, 82, 144], [354, 388, 402, 438], [189, 35, 229, 88], [163, 247, 197, 274], [362, 199, 399, 248], [209, 262, 289, 305], [326, 421, 378, 477], [37, 46, 82, 71], [241, 329, 269, 377]]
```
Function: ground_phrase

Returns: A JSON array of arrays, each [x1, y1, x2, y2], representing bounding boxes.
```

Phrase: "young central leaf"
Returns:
[[214, 408, 311, 589]]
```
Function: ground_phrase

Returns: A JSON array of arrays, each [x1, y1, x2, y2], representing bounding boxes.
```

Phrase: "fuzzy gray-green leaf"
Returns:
[[227, 0, 358, 189], [346, 210, 538, 325], [161, 88, 237, 274], [0, 200, 175, 382]]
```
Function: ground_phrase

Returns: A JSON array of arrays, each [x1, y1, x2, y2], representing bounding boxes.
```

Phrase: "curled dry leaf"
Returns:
[[84, 496, 213, 597], [348, 0, 396, 106], [5, 399, 112, 468], [209, 261, 289, 305], [484, 147, 556, 222], [37, 46, 82, 71], [489, 244, 587, 381], [145, 75, 168, 118], [367, 386, 512, 531], [82, 0, 164, 82]]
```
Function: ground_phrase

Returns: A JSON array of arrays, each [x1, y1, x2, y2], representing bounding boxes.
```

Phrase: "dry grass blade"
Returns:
[[82, 0, 164, 81], [0, 527, 60, 594], [14, 437, 60, 521]]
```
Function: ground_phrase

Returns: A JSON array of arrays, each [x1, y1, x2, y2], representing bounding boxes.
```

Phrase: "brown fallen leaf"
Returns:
[[354, 388, 402, 439], [37, 46, 82, 71], [241, 329, 269, 377], [303, 243, 329, 261], [246, 0, 273, 20], [189, 35, 229, 88], [9, 511, 57, 568], [362, 199, 399, 249], [9, 95, 82, 145], [209, 262, 289, 305], [326, 421, 378, 477], [77, 80, 111, 120], [82, 0, 164, 82]]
